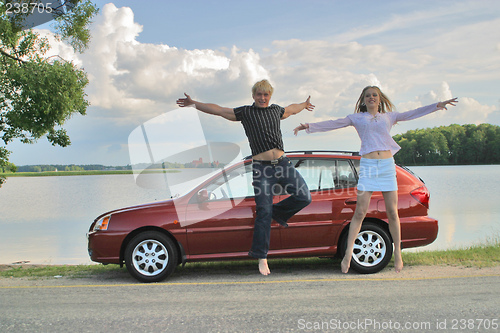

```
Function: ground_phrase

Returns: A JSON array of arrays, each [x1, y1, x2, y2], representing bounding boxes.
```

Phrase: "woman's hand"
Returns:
[[293, 123, 309, 136], [437, 97, 458, 110]]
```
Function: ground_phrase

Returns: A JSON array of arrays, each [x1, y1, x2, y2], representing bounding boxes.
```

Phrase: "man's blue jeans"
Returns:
[[249, 156, 311, 259]]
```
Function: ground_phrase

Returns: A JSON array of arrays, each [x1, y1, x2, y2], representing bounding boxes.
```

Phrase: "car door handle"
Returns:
[[345, 198, 357, 205]]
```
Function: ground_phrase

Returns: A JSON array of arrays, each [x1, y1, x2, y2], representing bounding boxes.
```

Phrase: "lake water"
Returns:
[[0, 165, 499, 265]]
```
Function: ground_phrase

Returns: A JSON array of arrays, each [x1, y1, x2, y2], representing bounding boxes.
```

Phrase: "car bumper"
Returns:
[[400, 216, 438, 249], [87, 231, 124, 264]]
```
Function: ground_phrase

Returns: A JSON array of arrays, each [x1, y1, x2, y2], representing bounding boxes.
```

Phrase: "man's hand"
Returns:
[[283, 96, 315, 119], [304, 96, 315, 112], [176, 93, 194, 107]]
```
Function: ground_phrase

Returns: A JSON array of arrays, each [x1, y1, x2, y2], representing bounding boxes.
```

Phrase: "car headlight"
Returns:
[[93, 215, 111, 231]]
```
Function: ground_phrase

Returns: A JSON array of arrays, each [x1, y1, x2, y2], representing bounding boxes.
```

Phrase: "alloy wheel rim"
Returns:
[[132, 239, 168, 276], [352, 230, 386, 267]]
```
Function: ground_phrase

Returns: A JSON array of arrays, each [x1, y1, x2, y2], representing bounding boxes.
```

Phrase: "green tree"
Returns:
[[0, 159, 15, 172], [462, 124, 480, 164], [0, 1, 98, 186], [393, 135, 417, 165], [440, 124, 466, 164], [480, 123, 500, 164], [394, 123, 500, 166], [413, 129, 448, 165]]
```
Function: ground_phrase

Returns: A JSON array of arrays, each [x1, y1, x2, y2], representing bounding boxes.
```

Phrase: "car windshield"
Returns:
[[170, 168, 223, 198]]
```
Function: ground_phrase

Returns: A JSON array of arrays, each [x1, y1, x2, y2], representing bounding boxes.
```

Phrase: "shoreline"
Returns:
[[0, 169, 182, 177]]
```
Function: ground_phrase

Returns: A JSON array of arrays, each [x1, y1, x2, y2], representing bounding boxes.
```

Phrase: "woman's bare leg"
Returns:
[[382, 190, 403, 273], [341, 191, 373, 273]]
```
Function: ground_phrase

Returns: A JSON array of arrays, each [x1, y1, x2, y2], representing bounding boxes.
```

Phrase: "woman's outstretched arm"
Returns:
[[294, 116, 352, 135]]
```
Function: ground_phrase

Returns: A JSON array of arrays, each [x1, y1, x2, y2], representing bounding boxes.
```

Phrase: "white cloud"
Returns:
[[79, 3, 272, 125], [398, 82, 454, 111], [80, 4, 146, 116], [394, 82, 496, 128], [452, 97, 497, 125], [34, 29, 81, 66]]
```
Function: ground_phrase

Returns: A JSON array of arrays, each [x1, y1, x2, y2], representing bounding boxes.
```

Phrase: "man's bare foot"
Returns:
[[259, 259, 270, 275], [341, 257, 351, 274]]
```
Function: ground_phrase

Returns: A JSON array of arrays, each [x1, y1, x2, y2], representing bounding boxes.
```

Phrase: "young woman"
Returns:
[[294, 86, 457, 273]]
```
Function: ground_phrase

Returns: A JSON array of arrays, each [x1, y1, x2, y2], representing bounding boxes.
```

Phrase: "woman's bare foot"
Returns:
[[394, 254, 403, 273], [259, 259, 270, 275], [341, 256, 351, 274]]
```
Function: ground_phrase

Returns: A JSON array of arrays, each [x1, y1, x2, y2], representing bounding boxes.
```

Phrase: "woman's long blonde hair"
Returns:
[[354, 86, 395, 113]]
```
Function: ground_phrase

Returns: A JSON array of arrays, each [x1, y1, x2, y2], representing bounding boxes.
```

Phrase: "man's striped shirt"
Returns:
[[234, 103, 285, 156]]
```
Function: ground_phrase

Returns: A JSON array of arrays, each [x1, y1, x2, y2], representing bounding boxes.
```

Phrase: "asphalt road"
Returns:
[[1, 265, 499, 332]]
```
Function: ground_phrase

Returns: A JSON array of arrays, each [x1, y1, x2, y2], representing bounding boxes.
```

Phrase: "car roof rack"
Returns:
[[243, 150, 360, 160], [286, 150, 360, 156]]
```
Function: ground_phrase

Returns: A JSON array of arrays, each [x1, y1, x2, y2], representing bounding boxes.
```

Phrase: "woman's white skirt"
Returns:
[[357, 157, 398, 192]]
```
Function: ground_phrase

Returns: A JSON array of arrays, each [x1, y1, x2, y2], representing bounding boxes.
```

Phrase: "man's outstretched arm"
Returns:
[[282, 96, 315, 119], [176, 93, 237, 121]]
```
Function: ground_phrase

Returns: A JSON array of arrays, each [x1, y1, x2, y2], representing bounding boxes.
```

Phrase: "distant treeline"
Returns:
[[14, 164, 132, 173], [9, 161, 226, 173], [131, 161, 226, 170], [393, 123, 500, 166]]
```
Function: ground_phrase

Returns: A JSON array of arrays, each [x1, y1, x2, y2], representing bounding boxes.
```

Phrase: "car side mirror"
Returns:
[[197, 189, 209, 203]]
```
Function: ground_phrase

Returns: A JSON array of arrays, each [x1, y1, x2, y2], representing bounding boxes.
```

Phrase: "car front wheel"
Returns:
[[125, 231, 178, 282], [342, 222, 393, 274]]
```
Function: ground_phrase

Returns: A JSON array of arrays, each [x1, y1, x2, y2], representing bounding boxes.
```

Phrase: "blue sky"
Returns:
[[8, 0, 500, 166]]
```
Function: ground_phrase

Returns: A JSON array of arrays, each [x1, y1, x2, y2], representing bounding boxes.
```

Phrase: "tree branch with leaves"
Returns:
[[0, 0, 98, 186]]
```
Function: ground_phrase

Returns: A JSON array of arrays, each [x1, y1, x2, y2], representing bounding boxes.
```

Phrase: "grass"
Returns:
[[0, 263, 123, 279], [402, 239, 500, 268], [1, 240, 499, 279]]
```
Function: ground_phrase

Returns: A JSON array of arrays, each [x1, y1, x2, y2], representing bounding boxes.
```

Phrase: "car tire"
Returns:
[[125, 231, 178, 282], [341, 222, 393, 274]]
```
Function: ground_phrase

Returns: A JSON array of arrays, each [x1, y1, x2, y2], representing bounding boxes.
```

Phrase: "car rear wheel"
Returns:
[[125, 231, 178, 282], [342, 222, 393, 274]]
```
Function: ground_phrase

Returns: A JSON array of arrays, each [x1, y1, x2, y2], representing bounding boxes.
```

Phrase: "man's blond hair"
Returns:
[[252, 79, 274, 96]]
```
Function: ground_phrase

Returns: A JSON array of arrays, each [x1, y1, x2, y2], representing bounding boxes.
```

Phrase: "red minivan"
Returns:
[[88, 151, 437, 282]]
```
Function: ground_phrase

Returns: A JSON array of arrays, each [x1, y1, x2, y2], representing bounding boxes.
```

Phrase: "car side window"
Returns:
[[203, 164, 254, 201], [351, 158, 360, 178], [289, 159, 324, 191], [290, 158, 358, 191], [336, 159, 357, 188]]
